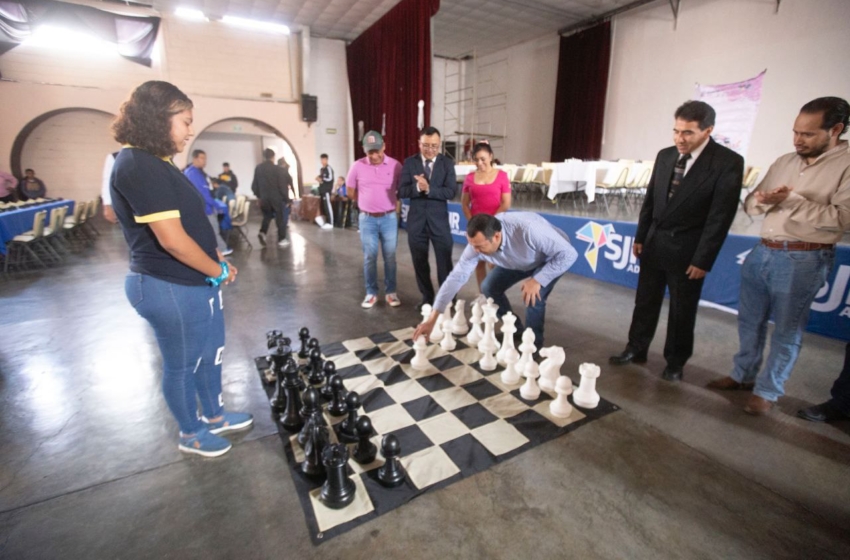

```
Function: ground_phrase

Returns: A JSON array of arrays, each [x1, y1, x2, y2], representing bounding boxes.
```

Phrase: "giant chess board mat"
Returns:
[[255, 327, 619, 544]]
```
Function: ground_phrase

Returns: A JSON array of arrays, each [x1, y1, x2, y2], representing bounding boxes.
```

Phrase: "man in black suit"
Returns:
[[609, 101, 744, 381], [252, 148, 293, 248], [398, 127, 458, 309]]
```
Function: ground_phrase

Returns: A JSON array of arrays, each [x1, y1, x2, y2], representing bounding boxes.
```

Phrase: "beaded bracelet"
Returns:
[[206, 261, 230, 287]]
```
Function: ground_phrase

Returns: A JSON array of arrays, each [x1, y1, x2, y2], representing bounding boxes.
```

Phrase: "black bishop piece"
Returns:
[[280, 357, 304, 432]]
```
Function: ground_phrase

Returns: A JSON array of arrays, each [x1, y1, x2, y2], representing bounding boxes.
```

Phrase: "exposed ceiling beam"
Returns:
[[558, 0, 659, 37]]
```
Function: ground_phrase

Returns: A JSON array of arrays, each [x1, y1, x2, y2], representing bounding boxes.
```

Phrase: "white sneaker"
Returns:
[[321, 223, 333, 230], [386, 293, 401, 307], [277, 239, 290, 247], [221, 247, 234, 256], [361, 294, 378, 309]]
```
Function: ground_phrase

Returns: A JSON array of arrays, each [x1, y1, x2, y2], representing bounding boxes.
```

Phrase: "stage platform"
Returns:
[[402, 195, 850, 341]]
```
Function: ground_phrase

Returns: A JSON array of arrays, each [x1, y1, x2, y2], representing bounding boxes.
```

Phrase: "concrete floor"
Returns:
[[1, 212, 849, 559]]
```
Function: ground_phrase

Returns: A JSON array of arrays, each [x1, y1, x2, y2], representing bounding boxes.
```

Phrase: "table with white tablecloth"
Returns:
[[453, 164, 477, 183], [546, 160, 615, 203]]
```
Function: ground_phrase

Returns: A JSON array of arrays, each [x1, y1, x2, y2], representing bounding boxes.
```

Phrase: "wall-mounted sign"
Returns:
[[232, 125, 243, 132], [326, 128, 337, 134]]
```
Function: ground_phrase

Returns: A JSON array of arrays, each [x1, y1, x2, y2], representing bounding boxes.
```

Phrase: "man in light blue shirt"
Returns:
[[414, 212, 578, 347]]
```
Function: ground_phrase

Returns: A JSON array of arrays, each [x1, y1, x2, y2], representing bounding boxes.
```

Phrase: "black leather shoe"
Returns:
[[609, 349, 647, 365], [797, 400, 850, 423], [661, 366, 683, 382]]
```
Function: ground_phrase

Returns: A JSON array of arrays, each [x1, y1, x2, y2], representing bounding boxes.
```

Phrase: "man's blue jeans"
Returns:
[[481, 266, 563, 348], [359, 213, 398, 295], [125, 273, 225, 434], [731, 243, 834, 401]]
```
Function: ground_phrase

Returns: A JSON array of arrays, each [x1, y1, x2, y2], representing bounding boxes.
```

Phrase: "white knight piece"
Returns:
[[538, 346, 565, 392]]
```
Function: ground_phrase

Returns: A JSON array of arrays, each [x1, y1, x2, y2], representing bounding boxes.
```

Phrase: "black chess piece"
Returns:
[[280, 357, 304, 432], [377, 434, 406, 487], [320, 361, 337, 401], [338, 391, 360, 444], [268, 343, 291, 412], [266, 329, 283, 350], [319, 444, 356, 509], [352, 415, 377, 464], [327, 375, 348, 417], [301, 415, 330, 479], [308, 337, 320, 352], [298, 408, 328, 448], [299, 387, 320, 422], [298, 327, 310, 359], [307, 347, 325, 386]]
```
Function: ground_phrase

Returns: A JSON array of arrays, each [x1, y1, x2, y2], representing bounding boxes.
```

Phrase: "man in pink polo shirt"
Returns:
[[347, 131, 403, 309]]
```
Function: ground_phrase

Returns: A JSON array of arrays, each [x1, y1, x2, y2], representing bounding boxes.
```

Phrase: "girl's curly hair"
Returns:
[[112, 81, 193, 158]]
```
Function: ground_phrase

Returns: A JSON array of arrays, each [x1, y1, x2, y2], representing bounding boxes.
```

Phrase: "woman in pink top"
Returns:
[[461, 141, 512, 288]]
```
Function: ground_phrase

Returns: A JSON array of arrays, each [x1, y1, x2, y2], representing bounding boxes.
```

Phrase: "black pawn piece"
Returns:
[[300, 387, 320, 422], [327, 375, 348, 417], [301, 416, 330, 479], [352, 416, 377, 464], [307, 347, 325, 386], [338, 391, 360, 444], [308, 337, 320, 351], [320, 361, 337, 401], [377, 434, 406, 488], [319, 444, 356, 509], [298, 327, 311, 359]]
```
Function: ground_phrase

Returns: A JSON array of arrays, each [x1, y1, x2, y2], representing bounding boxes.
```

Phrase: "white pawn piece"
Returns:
[[477, 303, 499, 371], [549, 376, 574, 418], [500, 343, 521, 385], [451, 299, 469, 335], [496, 312, 518, 366], [516, 328, 537, 374], [573, 363, 601, 409], [538, 346, 565, 392], [420, 303, 432, 325], [467, 300, 484, 346], [483, 298, 501, 351], [519, 358, 541, 400], [429, 306, 444, 343], [440, 315, 457, 351], [411, 336, 430, 370]]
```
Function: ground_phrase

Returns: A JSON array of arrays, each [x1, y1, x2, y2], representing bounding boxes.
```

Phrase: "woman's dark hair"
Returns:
[[112, 81, 193, 158], [467, 213, 501, 240], [472, 141, 494, 160]]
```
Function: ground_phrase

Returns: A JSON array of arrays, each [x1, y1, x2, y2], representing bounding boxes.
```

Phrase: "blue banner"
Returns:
[[400, 201, 850, 341]]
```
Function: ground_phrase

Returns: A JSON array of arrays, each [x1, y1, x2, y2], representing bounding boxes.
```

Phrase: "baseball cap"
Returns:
[[362, 130, 384, 151]]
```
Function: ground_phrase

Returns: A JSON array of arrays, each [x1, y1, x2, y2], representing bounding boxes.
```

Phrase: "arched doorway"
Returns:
[[190, 118, 302, 199], [11, 108, 119, 202]]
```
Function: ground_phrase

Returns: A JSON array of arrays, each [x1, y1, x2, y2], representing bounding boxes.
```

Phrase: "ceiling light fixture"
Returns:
[[221, 15, 289, 34], [175, 7, 208, 21]]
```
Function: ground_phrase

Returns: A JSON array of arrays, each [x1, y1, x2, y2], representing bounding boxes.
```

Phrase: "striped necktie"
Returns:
[[425, 159, 433, 180], [668, 153, 691, 200]]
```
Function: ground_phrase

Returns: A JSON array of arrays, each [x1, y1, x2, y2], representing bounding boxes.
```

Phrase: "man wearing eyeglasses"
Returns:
[[399, 126, 458, 310]]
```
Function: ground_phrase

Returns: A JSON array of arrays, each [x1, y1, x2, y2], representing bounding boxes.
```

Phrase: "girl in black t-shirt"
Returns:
[[111, 81, 252, 457]]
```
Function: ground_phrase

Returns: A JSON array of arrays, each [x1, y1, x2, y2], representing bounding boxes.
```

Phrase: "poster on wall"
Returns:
[[695, 70, 766, 159]]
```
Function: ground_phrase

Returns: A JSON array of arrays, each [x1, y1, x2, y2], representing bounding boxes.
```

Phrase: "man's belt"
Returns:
[[760, 239, 834, 251], [362, 211, 391, 218]]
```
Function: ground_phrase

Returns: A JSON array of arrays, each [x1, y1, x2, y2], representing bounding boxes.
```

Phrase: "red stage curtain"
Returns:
[[550, 22, 611, 161], [346, 0, 440, 162]]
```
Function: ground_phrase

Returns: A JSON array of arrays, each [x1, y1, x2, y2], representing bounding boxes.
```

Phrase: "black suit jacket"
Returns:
[[251, 161, 291, 203], [398, 153, 457, 234], [635, 138, 744, 272]]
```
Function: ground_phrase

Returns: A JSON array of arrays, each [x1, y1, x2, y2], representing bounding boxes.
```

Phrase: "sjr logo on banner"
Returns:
[[575, 221, 640, 274]]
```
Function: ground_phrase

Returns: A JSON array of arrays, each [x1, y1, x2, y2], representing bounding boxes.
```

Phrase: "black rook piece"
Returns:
[[377, 434, 406, 487], [298, 327, 311, 359], [320, 361, 337, 401], [319, 444, 356, 509], [338, 391, 361, 444], [301, 415, 330, 479], [352, 415, 377, 464], [327, 375, 348, 417]]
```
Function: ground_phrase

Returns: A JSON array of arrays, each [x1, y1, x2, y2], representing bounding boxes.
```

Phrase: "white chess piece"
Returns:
[[451, 299, 469, 335], [478, 302, 499, 371], [411, 336, 430, 370], [549, 376, 573, 418], [467, 301, 484, 345], [573, 363, 601, 409], [516, 328, 536, 373], [538, 346, 565, 392], [420, 303, 432, 325], [483, 298, 501, 350], [496, 312, 518, 366], [429, 305, 444, 343], [500, 344, 521, 384], [520, 358, 541, 400], [440, 315, 457, 351]]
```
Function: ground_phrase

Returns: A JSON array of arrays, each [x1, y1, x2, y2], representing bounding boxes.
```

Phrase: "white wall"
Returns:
[[308, 38, 352, 181], [190, 132, 263, 197], [603, 0, 850, 171]]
